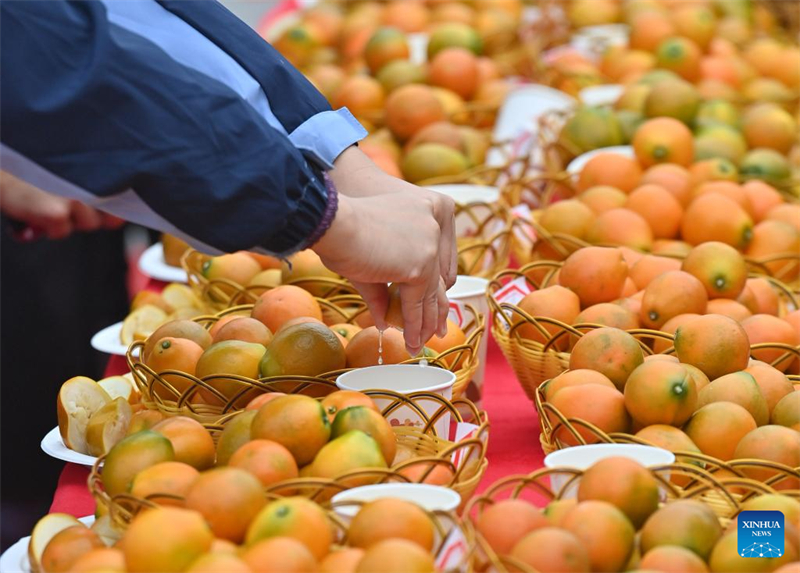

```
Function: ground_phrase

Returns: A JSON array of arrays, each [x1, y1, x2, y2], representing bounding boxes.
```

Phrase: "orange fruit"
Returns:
[[102, 430, 175, 498], [634, 425, 702, 486], [202, 253, 262, 290], [424, 319, 467, 368], [510, 528, 590, 573], [656, 37, 702, 81], [396, 460, 454, 486], [640, 271, 708, 330], [640, 500, 722, 560], [334, 76, 385, 120], [229, 439, 299, 488], [260, 321, 345, 377], [651, 240, 692, 257], [675, 314, 750, 380], [245, 393, 286, 411], [766, 204, 800, 233], [652, 313, 700, 353], [404, 121, 463, 154], [66, 547, 125, 573], [330, 405, 396, 465], [629, 11, 676, 52], [41, 526, 104, 573], [577, 153, 643, 193], [349, 499, 434, 551], [685, 401, 757, 461], [382, 0, 429, 33], [428, 47, 479, 100], [306, 64, 346, 101], [251, 285, 322, 335], [152, 416, 215, 471], [688, 158, 738, 189], [207, 315, 239, 340], [739, 277, 780, 316], [213, 317, 272, 347], [585, 208, 652, 250], [215, 410, 257, 466], [144, 337, 204, 400], [355, 538, 436, 573], [682, 241, 747, 300], [539, 199, 597, 240], [681, 194, 754, 249], [364, 27, 409, 74], [627, 184, 683, 239], [742, 314, 799, 372], [734, 425, 800, 490], [772, 392, 800, 431], [573, 303, 639, 332], [185, 553, 251, 573], [697, 370, 769, 425], [385, 84, 446, 142], [144, 320, 212, 359], [558, 247, 629, 307], [562, 501, 635, 572], [705, 299, 752, 322], [578, 186, 628, 214], [241, 537, 317, 573], [516, 286, 581, 348], [640, 163, 692, 206], [643, 78, 701, 125], [746, 220, 800, 277], [130, 461, 199, 507], [577, 457, 659, 528], [570, 328, 644, 390], [624, 361, 697, 426], [251, 395, 331, 466], [544, 370, 616, 401], [549, 385, 630, 445], [184, 467, 265, 543], [319, 549, 364, 573], [742, 102, 797, 154], [672, 4, 717, 49], [246, 497, 333, 560], [475, 499, 549, 556], [122, 507, 213, 573], [629, 255, 682, 291], [692, 181, 752, 216], [744, 361, 794, 414], [633, 117, 694, 167], [345, 327, 410, 368], [401, 142, 470, 183], [321, 391, 379, 423], [640, 545, 708, 573]]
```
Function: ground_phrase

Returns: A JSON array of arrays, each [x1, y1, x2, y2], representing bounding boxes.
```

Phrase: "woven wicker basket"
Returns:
[[464, 464, 800, 573], [91, 389, 488, 513], [87, 482, 477, 573], [127, 301, 484, 414]]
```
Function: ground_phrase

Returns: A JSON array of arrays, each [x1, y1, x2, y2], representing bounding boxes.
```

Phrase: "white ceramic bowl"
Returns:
[[336, 365, 456, 438], [544, 444, 675, 498], [331, 484, 461, 518]]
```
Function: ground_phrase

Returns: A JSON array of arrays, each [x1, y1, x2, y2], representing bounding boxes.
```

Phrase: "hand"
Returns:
[[328, 146, 458, 288], [312, 190, 456, 356], [0, 171, 124, 239]]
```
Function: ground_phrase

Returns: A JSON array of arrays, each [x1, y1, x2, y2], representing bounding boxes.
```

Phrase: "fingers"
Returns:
[[101, 214, 127, 229], [69, 201, 104, 232], [436, 277, 449, 338], [429, 191, 458, 289], [353, 281, 389, 332], [418, 272, 440, 354], [399, 281, 427, 356]]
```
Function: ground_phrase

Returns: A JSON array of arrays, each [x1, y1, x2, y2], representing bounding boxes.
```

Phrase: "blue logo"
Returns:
[[738, 510, 785, 558]]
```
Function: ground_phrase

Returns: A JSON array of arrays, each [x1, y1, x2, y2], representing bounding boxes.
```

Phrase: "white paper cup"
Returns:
[[579, 84, 623, 107], [544, 444, 675, 498], [427, 184, 501, 238], [336, 365, 456, 438], [331, 484, 461, 519], [447, 276, 490, 390]]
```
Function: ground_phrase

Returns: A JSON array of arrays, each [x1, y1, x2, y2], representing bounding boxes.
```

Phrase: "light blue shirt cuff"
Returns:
[[288, 107, 368, 169]]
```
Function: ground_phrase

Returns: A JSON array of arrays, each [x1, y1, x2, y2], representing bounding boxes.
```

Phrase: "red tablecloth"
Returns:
[[49, 334, 545, 516]]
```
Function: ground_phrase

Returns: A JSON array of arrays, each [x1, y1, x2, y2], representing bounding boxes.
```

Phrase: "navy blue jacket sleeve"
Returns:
[[0, 0, 331, 256]]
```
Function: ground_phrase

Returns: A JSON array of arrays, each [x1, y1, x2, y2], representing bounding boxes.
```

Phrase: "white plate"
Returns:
[[40, 427, 99, 467], [0, 516, 94, 573], [567, 145, 635, 175], [138, 243, 188, 283], [579, 84, 623, 107], [90, 322, 134, 357]]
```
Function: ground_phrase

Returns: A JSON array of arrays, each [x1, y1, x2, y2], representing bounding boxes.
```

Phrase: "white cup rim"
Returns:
[[336, 364, 456, 394], [331, 484, 462, 517], [544, 444, 675, 470], [447, 275, 490, 300]]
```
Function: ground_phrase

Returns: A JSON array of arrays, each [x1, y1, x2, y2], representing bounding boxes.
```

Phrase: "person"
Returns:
[[0, 0, 457, 356]]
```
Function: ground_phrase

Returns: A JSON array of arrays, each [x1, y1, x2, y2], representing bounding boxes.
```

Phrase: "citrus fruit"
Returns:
[[245, 496, 333, 560], [569, 328, 644, 391], [640, 500, 722, 560], [624, 361, 697, 426], [251, 395, 331, 466], [633, 117, 694, 167], [577, 457, 659, 528], [684, 401, 757, 461], [475, 499, 549, 556]]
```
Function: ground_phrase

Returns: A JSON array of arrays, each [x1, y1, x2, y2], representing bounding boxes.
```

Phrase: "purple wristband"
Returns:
[[305, 174, 339, 248]]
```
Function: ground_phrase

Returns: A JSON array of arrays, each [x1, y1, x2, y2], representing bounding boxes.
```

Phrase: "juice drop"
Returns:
[[377, 328, 384, 365], [419, 358, 428, 367]]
